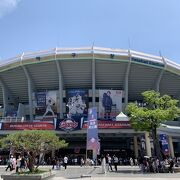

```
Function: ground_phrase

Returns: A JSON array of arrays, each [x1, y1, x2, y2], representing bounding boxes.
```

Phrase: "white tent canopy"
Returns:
[[116, 112, 129, 121]]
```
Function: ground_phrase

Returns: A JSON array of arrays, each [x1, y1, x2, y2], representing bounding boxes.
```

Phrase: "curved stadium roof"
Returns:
[[0, 47, 180, 105]]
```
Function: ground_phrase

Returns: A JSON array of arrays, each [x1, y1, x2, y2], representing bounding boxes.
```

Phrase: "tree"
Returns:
[[126, 90, 180, 159], [0, 130, 68, 172]]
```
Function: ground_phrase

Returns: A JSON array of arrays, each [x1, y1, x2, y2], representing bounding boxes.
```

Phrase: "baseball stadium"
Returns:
[[0, 46, 180, 160]]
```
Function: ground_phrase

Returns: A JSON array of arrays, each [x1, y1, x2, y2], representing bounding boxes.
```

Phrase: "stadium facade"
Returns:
[[0, 47, 180, 159]]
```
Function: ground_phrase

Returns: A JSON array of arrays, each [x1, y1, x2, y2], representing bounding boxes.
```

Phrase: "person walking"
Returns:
[[52, 157, 56, 170], [16, 156, 21, 173], [5, 156, 13, 171], [101, 155, 106, 174], [169, 159, 174, 173], [64, 156, 68, 170], [80, 157, 84, 167], [107, 154, 113, 171], [113, 155, 118, 172]]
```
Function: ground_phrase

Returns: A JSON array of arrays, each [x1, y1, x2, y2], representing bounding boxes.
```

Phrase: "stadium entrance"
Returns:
[[56, 131, 141, 161]]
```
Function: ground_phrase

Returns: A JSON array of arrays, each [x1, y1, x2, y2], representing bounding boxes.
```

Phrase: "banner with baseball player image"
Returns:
[[86, 107, 100, 155], [159, 134, 169, 156], [99, 90, 122, 120], [33, 90, 57, 120], [66, 89, 89, 118]]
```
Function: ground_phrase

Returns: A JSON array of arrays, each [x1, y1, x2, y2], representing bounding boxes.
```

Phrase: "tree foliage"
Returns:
[[126, 90, 180, 158], [0, 130, 68, 172]]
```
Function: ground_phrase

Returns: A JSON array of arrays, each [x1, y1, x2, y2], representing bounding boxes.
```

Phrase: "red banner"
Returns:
[[83, 120, 131, 129], [2, 122, 54, 130]]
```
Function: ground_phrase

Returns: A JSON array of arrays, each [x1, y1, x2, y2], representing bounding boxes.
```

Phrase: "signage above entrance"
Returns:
[[83, 120, 131, 129]]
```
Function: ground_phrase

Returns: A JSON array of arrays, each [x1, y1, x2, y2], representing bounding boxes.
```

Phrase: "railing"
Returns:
[[0, 117, 26, 123], [0, 46, 179, 70], [165, 58, 180, 70]]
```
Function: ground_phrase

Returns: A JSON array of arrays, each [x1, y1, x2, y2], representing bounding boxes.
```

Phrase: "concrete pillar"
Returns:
[[55, 57, 64, 119], [92, 48, 96, 107], [28, 80, 33, 121], [168, 136, 175, 158], [155, 70, 164, 92], [124, 50, 131, 111], [1, 85, 8, 117], [133, 136, 138, 158], [155, 56, 166, 92], [145, 132, 152, 157], [0, 79, 15, 117], [22, 66, 33, 121]]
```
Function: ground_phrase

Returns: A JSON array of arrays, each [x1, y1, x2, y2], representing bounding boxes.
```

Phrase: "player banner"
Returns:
[[86, 107, 100, 154], [159, 134, 169, 155], [33, 91, 57, 119], [66, 89, 89, 117], [99, 90, 122, 120]]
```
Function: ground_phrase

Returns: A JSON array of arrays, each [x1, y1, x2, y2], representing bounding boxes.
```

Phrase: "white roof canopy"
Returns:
[[116, 112, 129, 121]]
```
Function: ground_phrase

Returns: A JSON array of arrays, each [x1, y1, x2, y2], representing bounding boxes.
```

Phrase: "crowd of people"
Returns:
[[100, 155, 180, 174], [138, 156, 179, 173], [2, 154, 180, 174], [5, 155, 27, 173]]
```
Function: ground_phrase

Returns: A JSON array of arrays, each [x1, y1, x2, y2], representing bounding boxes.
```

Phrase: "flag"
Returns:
[[86, 107, 100, 154], [159, 134, 169, 155]]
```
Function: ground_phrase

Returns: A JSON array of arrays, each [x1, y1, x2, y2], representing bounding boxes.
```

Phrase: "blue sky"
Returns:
[[0, 0, 180, 63]]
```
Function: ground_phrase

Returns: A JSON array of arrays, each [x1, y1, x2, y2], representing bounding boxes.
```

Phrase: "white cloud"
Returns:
[[0, 0, 21, 18]]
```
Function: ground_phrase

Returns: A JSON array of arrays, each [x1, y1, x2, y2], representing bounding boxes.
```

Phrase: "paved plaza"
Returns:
[[1, 165, 180, 180]]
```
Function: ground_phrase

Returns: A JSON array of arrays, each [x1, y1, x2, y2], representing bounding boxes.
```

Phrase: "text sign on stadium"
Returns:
[[83, 120, 131, 129], [2, 122, 54, 130]]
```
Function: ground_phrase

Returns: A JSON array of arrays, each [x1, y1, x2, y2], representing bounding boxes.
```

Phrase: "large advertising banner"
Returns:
[[2, 122, 54, 130], [99, 90, 122, 120], [66, 89, 88, 117], [86, 107, 100, 155], [33, 91, 57, 120], [159, 134, 169, 155]]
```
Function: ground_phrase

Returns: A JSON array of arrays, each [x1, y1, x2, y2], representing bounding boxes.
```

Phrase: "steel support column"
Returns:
[[55, 48, 64, 119]]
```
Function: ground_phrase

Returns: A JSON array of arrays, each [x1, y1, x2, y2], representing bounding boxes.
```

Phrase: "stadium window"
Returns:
[[63, 98, 66, 103], [122, 98, 125, 103], [96, 97, 99, 102], [36, 56, 41, 61], [110, 54, 114, 59], [72, 53, 76, 57]]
